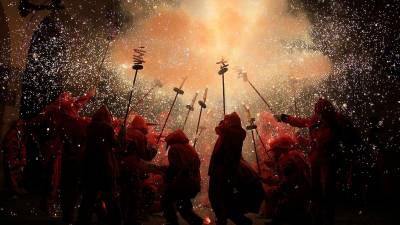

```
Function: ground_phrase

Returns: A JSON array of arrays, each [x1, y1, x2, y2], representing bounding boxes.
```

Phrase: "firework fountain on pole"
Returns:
[[193, 88, 208, 148], [238, 69, 274, 113], [217, 58, 229, 115], [156, 77, 187, 144], [122, 47, 146, 130], [182, 92, 198, 131], [243, 104, 262, 174]]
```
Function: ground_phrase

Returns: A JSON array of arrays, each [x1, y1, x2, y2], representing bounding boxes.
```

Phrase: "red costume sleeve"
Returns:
[[286, 116, 313, 128]]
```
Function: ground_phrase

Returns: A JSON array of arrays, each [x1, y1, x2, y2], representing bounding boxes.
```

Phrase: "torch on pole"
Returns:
[[193, 88, 208, 148], [238, 69, 274, 114], [243, 104, 262, 174], [156, 77, 187, 144], [182, 92, 199, 131], [217, 58, 229, 115], [122, 47, 146, 130]]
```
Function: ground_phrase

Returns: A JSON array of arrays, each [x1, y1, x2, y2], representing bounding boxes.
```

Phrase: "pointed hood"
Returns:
[[92, 105, 112, 125], [314, 98, 335, 116], [224, 112, 242, 127], [215, 112, 246, 140], [165, 129, 189, 146], [129, 115, 148, 133], [269, 135, 297, 159]]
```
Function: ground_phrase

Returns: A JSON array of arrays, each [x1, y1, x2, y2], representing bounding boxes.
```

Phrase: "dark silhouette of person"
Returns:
[[77, 105, 121, 225], [49, 89, 95, 223], [118, 115, 157, 225], [267, 135, 311, 225], [275, 98, 360, 225], [162, 129, 204, 225], [209, 112, 264, 225]]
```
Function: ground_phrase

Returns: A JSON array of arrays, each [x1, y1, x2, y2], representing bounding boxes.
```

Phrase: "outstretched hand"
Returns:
[[274, 114, 289, 122]]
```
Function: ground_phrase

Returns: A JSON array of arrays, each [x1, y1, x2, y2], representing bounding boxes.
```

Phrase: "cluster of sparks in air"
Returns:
[[1, 0, 399, 221]]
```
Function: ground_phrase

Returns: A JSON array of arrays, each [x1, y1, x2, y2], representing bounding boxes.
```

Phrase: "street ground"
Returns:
[[0, 192, 399, 225]]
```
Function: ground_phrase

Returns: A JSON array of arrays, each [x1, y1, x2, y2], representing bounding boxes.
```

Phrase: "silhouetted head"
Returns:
[[269, 135, 296, 161], [129, 115, 148, 134], [165, 129, 189, 146], [314, 98, 336, 120], [92, 105, 112, 125], [223, 112, 242, 127]]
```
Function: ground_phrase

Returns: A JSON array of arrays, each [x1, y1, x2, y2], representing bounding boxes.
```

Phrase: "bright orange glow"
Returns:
[[111, 0, 331, 103]]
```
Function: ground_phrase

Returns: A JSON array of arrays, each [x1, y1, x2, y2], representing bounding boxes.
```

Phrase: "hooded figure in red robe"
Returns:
[[119, 115, 157, 225], [275, 98, 360, 225], [77, 105, 121, 225], [36, 88, 94, 222], [49, 88, 94, 223], [162, 129, 203, 225], [209, 112, 264, 225], [58, 114, 88, 223], [267, 135, 311, 225]]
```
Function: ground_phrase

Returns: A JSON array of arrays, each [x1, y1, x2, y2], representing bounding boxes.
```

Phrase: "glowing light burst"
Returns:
[[111, 0, 331, 110]]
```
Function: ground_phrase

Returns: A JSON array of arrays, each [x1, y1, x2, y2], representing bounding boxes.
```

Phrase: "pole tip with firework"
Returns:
[[198, 87, 208, 109], [182, 91, 199, 130], [237, 68, 274, 113], [217, 58, 229, 75], [216, 58, 229, 115], [173, 76, 187, 95], [237, 68, 248, 82], [132, 46, 146, 71], [242, 103, 262, 173], [243, 103, 270, 160], [157, 77, 188, 144], [193, 88, 208, 148], [123, 46, 146, 133], [243, 104, 257, 131], [186, 92, 199, 111]]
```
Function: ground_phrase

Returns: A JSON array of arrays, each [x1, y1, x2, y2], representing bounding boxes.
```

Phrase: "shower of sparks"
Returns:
[[1, 0, 399, 218], [111, 0, 331, 106]]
